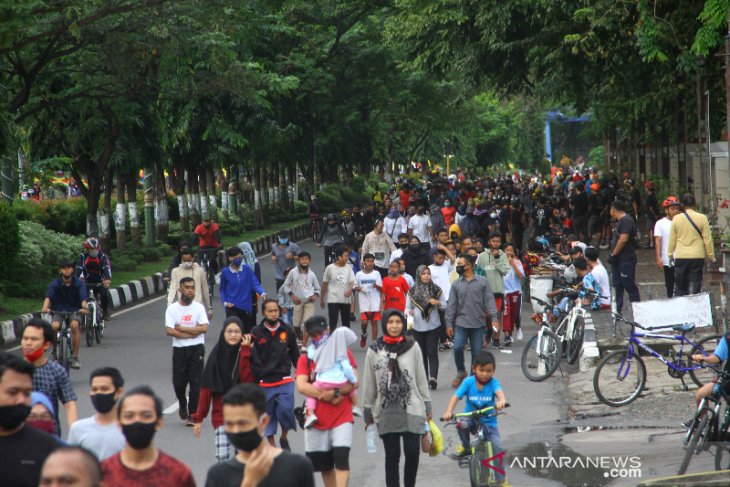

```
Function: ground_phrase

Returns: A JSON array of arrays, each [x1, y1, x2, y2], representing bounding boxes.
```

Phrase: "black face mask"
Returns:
[[122, 421, 157, 450], [180, 295, 193, 304], [0, 404, 30, 430], [408, 244, 420, 252], [91, 392, 117, 414], [455, 265, 466, 275], [227, 427, 263, 452], [264, 318, 278, 326], [399, 243, 409, 249]]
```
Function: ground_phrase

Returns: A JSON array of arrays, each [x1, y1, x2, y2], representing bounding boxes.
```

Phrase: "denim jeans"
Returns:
[[453, 326, 486, 374], [457, 421, 505, 482], [611, 256, 640, 312]]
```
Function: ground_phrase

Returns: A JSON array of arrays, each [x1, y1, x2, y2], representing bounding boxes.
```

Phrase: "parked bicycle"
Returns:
[[678, 363, 730, 474], [84, 286, 105, 346], [593, 313, 722, 407], [441, 404, 511, 487]]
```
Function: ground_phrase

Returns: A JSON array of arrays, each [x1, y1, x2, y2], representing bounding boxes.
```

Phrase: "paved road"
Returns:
[[27, 237, 691, 486]]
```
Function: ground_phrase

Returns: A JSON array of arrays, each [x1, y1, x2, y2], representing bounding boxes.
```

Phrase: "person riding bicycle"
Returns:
[[442, 351, 507, 484], [308, 195, 320, 220], [42, 259, 88, 369], [74, 237, 112, 320], [691, 334, 730, 403], [194, 217, 222, 278]]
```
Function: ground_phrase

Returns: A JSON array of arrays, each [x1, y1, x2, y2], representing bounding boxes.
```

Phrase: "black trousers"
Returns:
[[438, 308, 447, 341], [663, 266, 675, 298], [674, 259, 704, 297], [87, 284, 111, 313], [226, 307, 256, 333], [413, 328, 440, 379], [172, 344, 205, 416], [324, 246, 336, 266], [382, 432, 421, 487], [328, 303, 351, 330]]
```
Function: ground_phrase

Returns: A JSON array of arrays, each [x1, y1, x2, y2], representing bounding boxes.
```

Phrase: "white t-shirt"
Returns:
[[429, 261, 453, 301], [503, 260, 524, 294], [590, 264, 611, 306], [165, 301, 208, 347], [389, 248, 404, 264], [322, 264, 355, 304], [355, 270, 382, 313], [653, 217, 673, 266], [408, 214, 432, 243], [67, 416, 126, 460]]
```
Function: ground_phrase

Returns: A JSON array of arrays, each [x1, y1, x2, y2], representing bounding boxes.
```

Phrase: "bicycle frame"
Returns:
[[618, 330, 710, 377]]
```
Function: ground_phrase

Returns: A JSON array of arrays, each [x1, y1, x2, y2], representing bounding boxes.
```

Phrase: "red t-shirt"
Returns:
[[101, 451, 195, 487], [194, 223, 220, 247], [399, 190, 411, 211], [441, 206, 456, 226], [296, 350, 357, 430], [381, 276, 409, 312]]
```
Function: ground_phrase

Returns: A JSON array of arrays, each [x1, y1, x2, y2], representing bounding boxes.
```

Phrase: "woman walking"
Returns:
[[363, 309, 432, 487], [191, 316, 255, 461], [406, 266, 445, 390]]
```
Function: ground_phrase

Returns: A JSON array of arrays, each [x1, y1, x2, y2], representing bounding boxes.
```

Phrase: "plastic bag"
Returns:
[[406, 314, 415, 331], [428, 419, 443, 456]]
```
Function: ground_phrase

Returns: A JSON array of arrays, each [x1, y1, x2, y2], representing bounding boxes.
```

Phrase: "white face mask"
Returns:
[[181, 261, 194, 269]]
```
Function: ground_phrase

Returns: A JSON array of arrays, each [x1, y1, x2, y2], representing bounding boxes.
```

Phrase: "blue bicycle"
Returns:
[[593, 313, 722, 407]]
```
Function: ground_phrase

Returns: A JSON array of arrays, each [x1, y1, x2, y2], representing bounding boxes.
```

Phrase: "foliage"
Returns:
[[0, 203, 20, 266]]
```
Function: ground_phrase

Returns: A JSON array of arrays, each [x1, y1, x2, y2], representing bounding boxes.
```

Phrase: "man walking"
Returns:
[[446, 255, 499, 388], [654, 196, 681, 298], [361, 219, 396, 277], [67, 367, 126, 460], [220, 246, 266, 332], [668, 193, 715, 296], [167, 247, 212, 320], [320, 246, 356, 330], [272, 230, 301, 291], [165, 277, 209, 426], [608, 201, 641, 312]]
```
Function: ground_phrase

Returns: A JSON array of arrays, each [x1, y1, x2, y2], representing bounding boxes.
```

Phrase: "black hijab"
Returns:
[[371, 309, 415, 389], [201, 317, 244, 393]]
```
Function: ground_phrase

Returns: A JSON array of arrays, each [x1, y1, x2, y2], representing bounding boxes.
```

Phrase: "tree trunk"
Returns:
[[154, 161, 169, 242], [174, 163, 190, 233], [206, 166, 217, 222], [253, 161, 264, 229], [187, 167, 201, 227], [99, 170, 113, 252], [127, 170, 141, 246], [219, 165, 229, 220], [199, 166, 209, 220], [115, 172, 127, 251], [261, 164, 270, 228]]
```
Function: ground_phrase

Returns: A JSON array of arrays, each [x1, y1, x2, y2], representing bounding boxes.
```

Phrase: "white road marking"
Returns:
[[163, 401, 180, 415]]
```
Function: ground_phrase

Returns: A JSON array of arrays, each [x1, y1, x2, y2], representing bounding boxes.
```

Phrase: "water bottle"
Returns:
[[366, 424, 377, 453]]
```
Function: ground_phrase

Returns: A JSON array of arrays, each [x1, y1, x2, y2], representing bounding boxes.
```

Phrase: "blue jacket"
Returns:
[[219, 265, 265, 312], [46, 277, 87, 312]]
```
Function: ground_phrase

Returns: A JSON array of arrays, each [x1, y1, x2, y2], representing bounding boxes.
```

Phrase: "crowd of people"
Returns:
[[1, 164, 721, 487]]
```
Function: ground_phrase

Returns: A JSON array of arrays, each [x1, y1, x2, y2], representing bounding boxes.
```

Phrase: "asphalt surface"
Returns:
[[25, 238, 704, 486]]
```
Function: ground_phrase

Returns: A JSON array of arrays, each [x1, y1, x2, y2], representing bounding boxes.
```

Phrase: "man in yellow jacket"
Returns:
[[667, 193, 715, 297]]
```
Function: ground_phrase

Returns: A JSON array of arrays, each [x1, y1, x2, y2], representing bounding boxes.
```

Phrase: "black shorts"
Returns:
[[306, 447, 350, 472]]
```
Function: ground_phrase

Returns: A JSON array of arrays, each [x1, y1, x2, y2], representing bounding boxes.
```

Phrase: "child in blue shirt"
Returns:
[[442, 351, 507, 482]]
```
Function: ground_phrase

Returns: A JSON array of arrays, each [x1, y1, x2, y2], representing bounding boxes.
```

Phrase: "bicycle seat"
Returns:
[[671, 324, 695, 333]]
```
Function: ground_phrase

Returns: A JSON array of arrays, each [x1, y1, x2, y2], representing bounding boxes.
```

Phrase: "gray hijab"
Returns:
[[314, 327, 357, 374]]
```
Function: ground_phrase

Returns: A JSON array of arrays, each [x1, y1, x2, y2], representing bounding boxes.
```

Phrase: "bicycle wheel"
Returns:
[[95, 309, 104, 344], [689, 334, 723, 388], [679, 415, 711, 475], [521, 329, 561, 382], [566, 315, 585, 365], [469, 442, 492, 487], [58, 335, 70, 373], [84, 312, 94, 347], [714, 416, 730, 471], [593, 349, 646, 407]]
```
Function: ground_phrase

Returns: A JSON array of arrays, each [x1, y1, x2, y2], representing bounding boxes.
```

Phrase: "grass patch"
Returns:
[[0, 297, 42, 321]]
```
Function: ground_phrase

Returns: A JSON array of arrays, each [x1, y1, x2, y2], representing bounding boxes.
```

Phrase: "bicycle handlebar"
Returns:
[[440, 403, 511, 423], [531, 297, 549, 307]]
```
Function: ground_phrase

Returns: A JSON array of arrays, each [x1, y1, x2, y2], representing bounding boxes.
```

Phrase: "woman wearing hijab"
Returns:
[[406, 266, 445, 390], [384, 207, 407, 241], [363, 309, 432, 487], [191, 316, 255, 462], [238, 241, 261, 323], [401, 236, 432, 279]]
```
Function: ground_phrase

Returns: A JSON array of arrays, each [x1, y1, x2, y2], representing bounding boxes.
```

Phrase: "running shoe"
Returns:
[[360, 333, 367, 348], [516, 329, 524, 341], [70, 357, 81, 369], [503, 336, 513, 347], [428, 378, 437, 390]]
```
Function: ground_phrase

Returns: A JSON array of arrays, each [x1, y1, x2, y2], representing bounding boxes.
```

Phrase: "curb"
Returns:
[[579, 312, 600, 372], [0, 221, 310, 346]]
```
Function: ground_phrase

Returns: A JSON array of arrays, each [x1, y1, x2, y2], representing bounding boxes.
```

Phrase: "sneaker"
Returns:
[[360, 333, 367, 348], [455, 445, 472, 457], [439, 342, 446, 352], [504, 336, 514, 347], [443, 339, 454, 350], [280, 438, 291, 452], [304, 415, 318, 429], [452, 371, 467, 388], [352, 406, 363, 417], [428, 378, 437, 390], [599, 243, 609, 250], [681, 418, 693, 429], [185, 417, 195, 427], [179, 406, 189, 422], [69, 357, 81, 369], [516, 329, 524, 341], [492, 339, 502, 349]]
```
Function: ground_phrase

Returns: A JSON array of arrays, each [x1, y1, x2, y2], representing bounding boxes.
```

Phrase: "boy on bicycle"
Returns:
[[442, 351, 507, 483], [691, 334, 730, 402]]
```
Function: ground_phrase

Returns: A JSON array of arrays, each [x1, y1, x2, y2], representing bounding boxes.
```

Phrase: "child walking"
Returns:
[[355, 253, 383, 348], [502, 243, 524, 345]]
